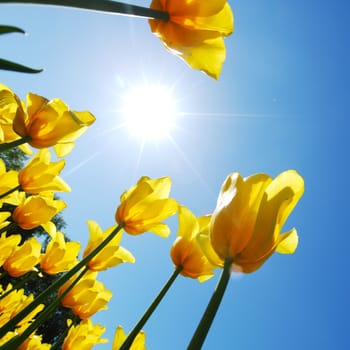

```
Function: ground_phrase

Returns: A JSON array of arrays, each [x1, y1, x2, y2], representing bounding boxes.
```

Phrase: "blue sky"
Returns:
[[1, 0, 349, 349]]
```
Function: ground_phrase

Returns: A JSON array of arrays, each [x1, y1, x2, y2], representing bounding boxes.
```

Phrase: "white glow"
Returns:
[[122, 84, 177, 140]]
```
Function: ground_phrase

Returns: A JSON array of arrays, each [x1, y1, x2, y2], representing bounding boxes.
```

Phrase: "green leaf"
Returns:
[[0, 58, 43, 73], [0, 25, 26, 35]]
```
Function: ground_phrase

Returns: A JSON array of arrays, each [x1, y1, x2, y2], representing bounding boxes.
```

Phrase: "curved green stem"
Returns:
[[0, 0, 169, 21], [0, 267, 88, 350], [0, 222, 124, 340], [119, 265, 183, 350], [0, 136, 31, 153], [187, 258, 233, 350], [0, 185, 21, 200]]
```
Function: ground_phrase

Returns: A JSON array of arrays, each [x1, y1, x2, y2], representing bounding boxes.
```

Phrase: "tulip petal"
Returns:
[[197, 230, 223, 267], [53, 142, 75, 157], [269, 170, 304, 237], [239, 170, 304, 261], [116, 246, 136, 263], [172, 3, 234, 35], [177, 206, 199, 240], [148, 223, 171, 237], [276, 228, 299, 254]]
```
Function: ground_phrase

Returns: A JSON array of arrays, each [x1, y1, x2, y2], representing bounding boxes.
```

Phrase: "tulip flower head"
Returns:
[[12, 191, 66, 231], [149, 0, 234, 79], [12, 90, 95, 157], [3, 237, 41, 277], [171, 206, 217, 282], [83, 220, 135, 271], [41, 232, 81, 274], [207, 170, 304, 273], [115, 176, 178, 236], [18, 149, 71, 194], [113, 325, 146, 350], [58, 271, 112, 319], [62, 319, 108, 350]]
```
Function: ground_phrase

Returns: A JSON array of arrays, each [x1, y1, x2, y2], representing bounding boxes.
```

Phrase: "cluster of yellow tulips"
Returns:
[[0, 1, 304, 349]]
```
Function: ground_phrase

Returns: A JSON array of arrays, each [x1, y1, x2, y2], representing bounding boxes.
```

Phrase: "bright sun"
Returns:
[[122, 84, 177, 141]]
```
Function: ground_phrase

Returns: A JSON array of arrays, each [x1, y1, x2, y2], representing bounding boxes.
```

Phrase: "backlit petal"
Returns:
[[276, 228, 299, 254]]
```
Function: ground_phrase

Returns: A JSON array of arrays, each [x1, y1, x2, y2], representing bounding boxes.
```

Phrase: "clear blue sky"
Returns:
[[1, 0, 349, 349]]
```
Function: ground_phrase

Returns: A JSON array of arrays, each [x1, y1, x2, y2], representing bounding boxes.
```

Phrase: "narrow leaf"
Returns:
[[0, 25, 26, 35], [0, 58, 43, 73]]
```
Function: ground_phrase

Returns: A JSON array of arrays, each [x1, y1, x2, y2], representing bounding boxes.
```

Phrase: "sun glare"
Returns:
[[122, 84, 177, 141]]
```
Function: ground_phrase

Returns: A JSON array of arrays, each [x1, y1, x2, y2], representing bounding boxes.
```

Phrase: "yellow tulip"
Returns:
[[62, 319, 108, 350], [3, 237, 41, 277], [208, 170, 304, 273], [58, 271, 112, 319], [115, 176, 178, 236], [171, 206, 217, 282], [149, 0, 234, 79], [12, 90, 95, 157], [12, 192, 66, 230], [83, 220, 135, 272], [40, 232, 81, 274], [113, 325, 146, 350], [0, 232, 21, 267], [18, 149, 71, 194]]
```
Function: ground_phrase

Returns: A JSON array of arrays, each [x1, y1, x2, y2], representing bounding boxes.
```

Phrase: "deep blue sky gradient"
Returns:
[[1, 1, 349, 349]]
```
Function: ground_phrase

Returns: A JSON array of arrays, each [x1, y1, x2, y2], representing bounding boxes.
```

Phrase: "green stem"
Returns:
[[0, 267, 88, 350], [0, 0, 169, 21], [0, 185, 21, 200], [0, 222, 124, 340], [119, 265, 183, 350], [187, 258, 233, 350], [0, 136, 31, 153], [0, 222, 17, 234], [0, 271, 8, 281]]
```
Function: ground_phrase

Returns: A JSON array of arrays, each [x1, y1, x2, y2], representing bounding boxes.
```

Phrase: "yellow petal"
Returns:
[[197, 273, 215, 283], [26, 92, 49, 118], [177, 205, 199, 240], [183, 36, 226, 79], [53, 142, 75, 157], [113, 326, 127, 350], [241, 170, 304, 260], [147, 223, 171, 237], [41, 221, 57, 238], [173, 3, 234, 35], [116, 246, 135, 263], [268, 170, 304, 237], [276, 228, 299, 254], [197, 230, 223, 267]]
